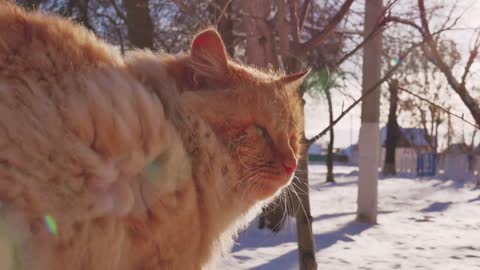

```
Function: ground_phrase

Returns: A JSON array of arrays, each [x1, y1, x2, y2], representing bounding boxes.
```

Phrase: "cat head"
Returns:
[[179, 29, 309, 201]]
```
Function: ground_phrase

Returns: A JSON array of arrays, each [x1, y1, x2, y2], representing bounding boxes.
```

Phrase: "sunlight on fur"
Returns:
[[0, 2, 309, 269]]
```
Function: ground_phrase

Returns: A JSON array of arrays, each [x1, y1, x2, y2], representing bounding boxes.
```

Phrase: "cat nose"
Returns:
[[282, 159, 297, 175]]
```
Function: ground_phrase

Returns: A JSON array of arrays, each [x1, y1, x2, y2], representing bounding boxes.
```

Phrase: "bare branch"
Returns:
[[400, 87, 480, 130], [298, 0, 311, 33], [461, 48, 478, 87], [170, 0, 208, 26], [296, 0, 354, 54], [460, 30, 480, 87], [213, 0, 233, 25], [386, 16, 424, 36], [334, 22, 384, 68], [110, 0, 127, 22]]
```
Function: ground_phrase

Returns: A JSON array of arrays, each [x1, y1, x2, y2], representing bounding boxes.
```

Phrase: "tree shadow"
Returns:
[[233, 210, 394, 254], [420, 201, 452, 212], [432, 176, 479, 190], [252, 220, 374, 270], [310, 180, 358, 190], [231, 218, 297, 252], [314, 221, 373, 250], [313, 210, 394, 223], [312, 211, 356, 222], [467, 195, 480, 203]]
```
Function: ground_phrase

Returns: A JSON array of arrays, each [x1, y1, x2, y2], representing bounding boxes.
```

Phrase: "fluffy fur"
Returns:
[[0, 3, 308, 269]]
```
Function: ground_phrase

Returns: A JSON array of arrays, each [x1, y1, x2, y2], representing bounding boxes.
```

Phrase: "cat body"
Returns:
[[0, 3, 307, 269]]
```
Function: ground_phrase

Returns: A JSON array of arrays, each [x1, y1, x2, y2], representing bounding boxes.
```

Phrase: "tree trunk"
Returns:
[[123, 0, 154, 49], [241, 0, 277, 67], [447, 113, 452, 147], [357, 0, 383, 224], [292, 138, 318, 270], [325, 88, 335, 182], [382, 79, 399, 176]]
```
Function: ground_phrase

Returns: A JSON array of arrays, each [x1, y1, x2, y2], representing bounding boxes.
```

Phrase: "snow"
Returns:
[[219, 164, 480, 270]]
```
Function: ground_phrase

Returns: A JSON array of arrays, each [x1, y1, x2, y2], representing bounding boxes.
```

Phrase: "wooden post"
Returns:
[[357, 0, 383, 224]]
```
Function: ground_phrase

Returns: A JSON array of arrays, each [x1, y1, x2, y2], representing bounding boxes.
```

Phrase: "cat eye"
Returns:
[[255, 125, 272, 143], [255, 125, 266, 136]]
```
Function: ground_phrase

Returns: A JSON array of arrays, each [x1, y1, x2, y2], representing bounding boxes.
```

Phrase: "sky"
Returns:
[[304, 0, 480, 150]]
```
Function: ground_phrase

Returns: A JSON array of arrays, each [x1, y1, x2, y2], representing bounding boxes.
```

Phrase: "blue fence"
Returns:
[[416, 153, 437, 176]]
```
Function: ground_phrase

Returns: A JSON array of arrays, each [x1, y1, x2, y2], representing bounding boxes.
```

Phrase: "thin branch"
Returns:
[[110, 0, 127, 22], [170, 0, 207, 26], [437, 0, 458, 32], [461, 48, 478, 87], [418, 0, 432, 36], [386, 16, 424, 36], [461, 30, 480, 87], [400, 87, 480, 130], [298, 0, 311, 33], [334, 21, 384, 68], [213, 0, 232, 25]]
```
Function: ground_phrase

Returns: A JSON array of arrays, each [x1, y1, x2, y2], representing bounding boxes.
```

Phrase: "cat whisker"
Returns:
[[288, 177, 311, 226], [289, 176, 308, 196], [241, 176, 262, 200]]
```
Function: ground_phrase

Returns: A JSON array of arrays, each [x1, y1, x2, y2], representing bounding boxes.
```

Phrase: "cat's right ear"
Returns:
[[277, 68, 311, 90], [189, 29, 230, 89]]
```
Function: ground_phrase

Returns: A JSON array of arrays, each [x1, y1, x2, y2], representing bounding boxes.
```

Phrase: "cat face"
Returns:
[[230, 83, 304, 200], [181, 29, 309, 201]]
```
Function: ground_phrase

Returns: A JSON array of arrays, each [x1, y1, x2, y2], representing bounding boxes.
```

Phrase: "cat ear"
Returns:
[[190, 28, 229, 82], [278, 69, 311, 89]]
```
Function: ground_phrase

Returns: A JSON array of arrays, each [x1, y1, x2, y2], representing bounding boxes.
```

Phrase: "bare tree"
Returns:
[[389, 0, 480, 127], [383, 79, 399, 175]]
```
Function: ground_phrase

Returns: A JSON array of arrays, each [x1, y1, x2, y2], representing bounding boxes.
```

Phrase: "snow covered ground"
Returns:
[[220, 164, 480, 270]]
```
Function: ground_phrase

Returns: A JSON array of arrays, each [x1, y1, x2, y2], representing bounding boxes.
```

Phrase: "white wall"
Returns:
[[380, 147, 417, 175], [444, 153, 470, 181]]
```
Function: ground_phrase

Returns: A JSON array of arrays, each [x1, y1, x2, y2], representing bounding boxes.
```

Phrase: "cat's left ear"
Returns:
[[277, 69, 311, 89], [190, 28, 230, 86]]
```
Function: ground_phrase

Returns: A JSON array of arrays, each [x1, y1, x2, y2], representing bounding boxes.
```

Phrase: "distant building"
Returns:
[[439, 143, 480, 181], [340, 144, 359, 165], [380, 126, 435, 175]]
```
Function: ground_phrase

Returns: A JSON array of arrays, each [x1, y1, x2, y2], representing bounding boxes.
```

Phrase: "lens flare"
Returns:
[[390, 58, 400, 66], [43, 215, 57, 235]]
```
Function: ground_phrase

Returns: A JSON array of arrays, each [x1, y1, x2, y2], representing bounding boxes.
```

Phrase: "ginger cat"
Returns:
[[0, 3, 308, 270]]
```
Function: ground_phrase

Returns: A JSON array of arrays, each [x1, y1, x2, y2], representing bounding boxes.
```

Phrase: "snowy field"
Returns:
[[220, 164, 480, 270]]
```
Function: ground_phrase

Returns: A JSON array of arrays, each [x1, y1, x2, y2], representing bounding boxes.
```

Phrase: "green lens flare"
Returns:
[[43, 215, 57, 235]]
